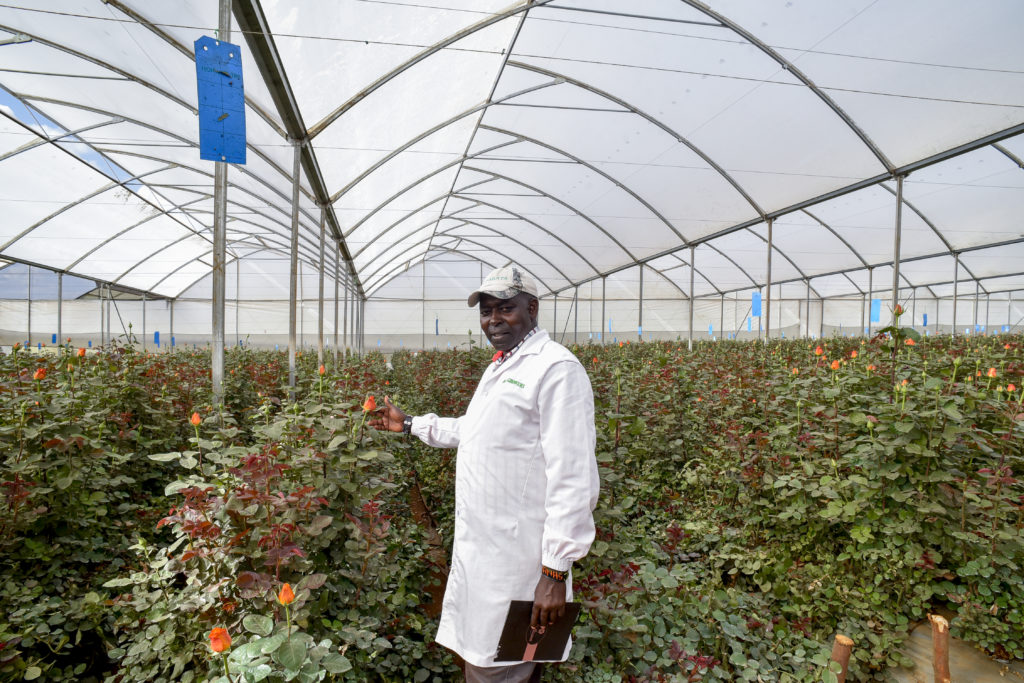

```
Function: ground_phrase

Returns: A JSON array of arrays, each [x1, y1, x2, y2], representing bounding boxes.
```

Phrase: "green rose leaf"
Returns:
[[243, 614, 274, 637]]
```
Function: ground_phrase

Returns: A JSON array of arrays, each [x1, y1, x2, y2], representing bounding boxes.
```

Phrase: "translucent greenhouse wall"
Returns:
[[3, 253, 1023, 353], [0, 259, 362, 351]]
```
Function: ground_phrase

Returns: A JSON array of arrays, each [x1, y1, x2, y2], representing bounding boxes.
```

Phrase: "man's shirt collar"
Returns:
[[491, 326, 540, 366]]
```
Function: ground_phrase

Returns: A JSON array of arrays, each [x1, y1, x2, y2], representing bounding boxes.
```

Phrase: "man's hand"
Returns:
[[367, 396, 408, 433], [531, 575, 566, 628]]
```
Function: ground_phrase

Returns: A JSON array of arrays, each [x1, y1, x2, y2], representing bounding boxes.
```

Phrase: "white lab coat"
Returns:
[[411, 329, 599, 667]]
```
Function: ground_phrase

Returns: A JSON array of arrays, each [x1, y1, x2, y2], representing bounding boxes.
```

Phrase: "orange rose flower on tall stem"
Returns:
[[33, 367, 46, 381], [190, 412, 203, 465], [209, 627, 231, 652], [278, 583, 295, 642], [208, 628, 233, 680]]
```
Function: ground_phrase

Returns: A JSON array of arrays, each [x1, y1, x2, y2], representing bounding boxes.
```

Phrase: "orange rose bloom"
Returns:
[[894, 304, 904, 315], [904, 338, 916, 346], [850, 350, 857, 358], [362, 396, 376, 412], [209, 627, 231, 653], [791, 368, 799, 375], [33, 367, 46, 381], [1008, 383, 1017, 392], [814, 346, 823, 356], [318, 364, 326, 376], [77, 348, 86, 358], [830, 360, 841, 370], [867, 364, 877, 372], [190, 412, 201, 426], [278, 583, 295, 605], [987, 367, 997, 378]]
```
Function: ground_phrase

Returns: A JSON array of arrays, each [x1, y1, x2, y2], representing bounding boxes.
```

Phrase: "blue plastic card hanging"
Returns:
[[195, 36, 246, 164]]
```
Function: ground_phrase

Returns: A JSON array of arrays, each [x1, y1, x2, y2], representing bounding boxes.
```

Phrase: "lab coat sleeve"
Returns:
[[410, 413, 462, 449], [537, 360, 599, 572]]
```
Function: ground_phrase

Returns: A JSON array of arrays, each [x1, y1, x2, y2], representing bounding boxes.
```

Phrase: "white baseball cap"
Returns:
[[467, 266, 538, 307]]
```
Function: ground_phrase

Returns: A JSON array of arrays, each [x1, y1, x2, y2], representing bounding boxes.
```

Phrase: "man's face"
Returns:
[[479, 293, 537, 352]]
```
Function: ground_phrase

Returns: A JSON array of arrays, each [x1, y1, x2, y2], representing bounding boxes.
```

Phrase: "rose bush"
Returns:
[[1, 333, 1021, 682]]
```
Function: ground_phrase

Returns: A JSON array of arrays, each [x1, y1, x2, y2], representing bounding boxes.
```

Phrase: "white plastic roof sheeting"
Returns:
[[0, 0, 1022, 310]]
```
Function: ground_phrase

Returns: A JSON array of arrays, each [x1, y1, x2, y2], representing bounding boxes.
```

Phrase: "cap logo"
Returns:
[[511, 267, 523, 290]]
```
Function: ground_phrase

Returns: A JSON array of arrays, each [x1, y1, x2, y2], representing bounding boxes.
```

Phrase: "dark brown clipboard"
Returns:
[[494, 601, 582, 662]]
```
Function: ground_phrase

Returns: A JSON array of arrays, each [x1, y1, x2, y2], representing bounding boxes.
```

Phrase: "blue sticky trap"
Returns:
[[608, 319, 612, 333], [747, 317, 752, 332], [37, 343, 41, 350], [751, 292, 761, 317], [870, 299, 881, 323], [588, 332, 593, 339], [1004, 325, 1010, 332], [275, 344, 279, 350], [864, 327, 869, 335], [435, 319, 439, 336], [613, 337, 617, 344], [52, 334, 57, 344], [88, 340, 92, 347], [923, 313, 928, 327], [195, 36, 246, 164], [708, 324, 713, 336], [154, 331, 160, 347], [638, 326, 642, 336], [171, 336, 176, 347], [377, 339, 381, 347]]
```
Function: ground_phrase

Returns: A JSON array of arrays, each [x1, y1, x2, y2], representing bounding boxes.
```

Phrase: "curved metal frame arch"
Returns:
[[330, 80, 560, 207], [365, 246, 505, 300], [307, 0, 559, 139], [13, 95, 328, 261], [360, 211, 569, 290], [459, 167, 638, 263], [506, 60, 766, 217], [364, 224, 557, 296], [679, 0, 893, 173]]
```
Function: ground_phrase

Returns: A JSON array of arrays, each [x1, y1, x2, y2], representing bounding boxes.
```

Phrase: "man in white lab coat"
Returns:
[[371, 266, 600, 682]]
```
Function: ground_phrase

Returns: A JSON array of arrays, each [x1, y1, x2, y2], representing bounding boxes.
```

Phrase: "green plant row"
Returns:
[[1, 331, 1021, 682]]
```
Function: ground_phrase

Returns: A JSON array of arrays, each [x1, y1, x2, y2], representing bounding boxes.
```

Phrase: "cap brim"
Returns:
[[467, 287, 521, 307]]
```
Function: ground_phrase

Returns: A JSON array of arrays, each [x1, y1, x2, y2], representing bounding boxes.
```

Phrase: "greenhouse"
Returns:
[[1, 1, 1023, 682]]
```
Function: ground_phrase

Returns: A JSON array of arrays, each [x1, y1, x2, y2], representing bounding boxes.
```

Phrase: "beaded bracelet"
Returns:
[[541, 565, 568, 582]]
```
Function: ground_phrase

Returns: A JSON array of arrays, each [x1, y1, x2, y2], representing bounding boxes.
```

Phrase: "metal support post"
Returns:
[[170, 299, 174, 349], [421, 263, 426, 349], [210, 0, 231, 408], [973, 280, 979, 333], [574, 286, 579, 344], [765, 218, 773, 340], [805, 279, 811, 338], [553, 293, 558, 342], [985, 294, 990, 332], [142, 292, 146, 351], [26, 265, 31, 346], [600, 276, 606, 345], [688, 246, 695, 351], [952, 254, 959, 337], [819, 296, 824, 338], [333, 241, 339, 361], [57, 272, 63, 346], [1009, 294, 1014, 329], [912, 288, 917, 328], [719, 293, 725, 341], [343, 268, 349, 351], [299, 260, 305, 349], [287, 138, 301, 390], [235, 259, 240, 346], [867, 267, 875, 336], [99, 282, 104, 347], [891, 174, 904, 327], [861, 293, 866, 333], [638, 265, 644, 341], [317, 207, 325, 364]]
